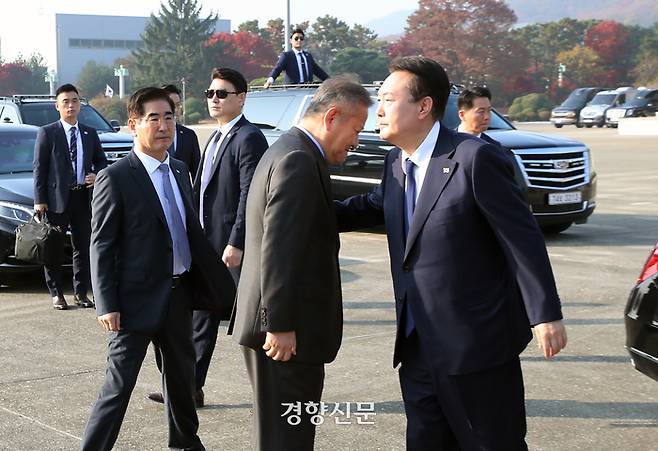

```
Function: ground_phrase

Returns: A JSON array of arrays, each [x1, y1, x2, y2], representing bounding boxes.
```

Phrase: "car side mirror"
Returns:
[[110, 120, 121, 132]]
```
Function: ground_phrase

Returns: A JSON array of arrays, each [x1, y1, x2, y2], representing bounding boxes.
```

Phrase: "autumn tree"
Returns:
[[131, 0, 217, 94], [399, 0, 525, 87], [206, 31, 277, 82], [0, 63, 32, 95], [330, 48, 389, 83], [556, 45, 606, 88], [12, 53, 49, 94], [632, 25, 658, 85], [584, 21, 632, 85], [77, 61, 116, 98]]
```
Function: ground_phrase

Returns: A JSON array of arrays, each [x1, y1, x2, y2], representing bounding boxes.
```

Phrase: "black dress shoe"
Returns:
[[52, 296, 68, 310], [73, 294, 95, 308], [146, 389, 204, 408]]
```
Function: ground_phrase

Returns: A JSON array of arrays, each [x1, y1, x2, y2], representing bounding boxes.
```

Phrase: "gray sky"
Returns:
[[1, 0, 416, 68]]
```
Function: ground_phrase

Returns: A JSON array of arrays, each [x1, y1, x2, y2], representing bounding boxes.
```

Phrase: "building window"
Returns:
[[68, 38, 143, 49]]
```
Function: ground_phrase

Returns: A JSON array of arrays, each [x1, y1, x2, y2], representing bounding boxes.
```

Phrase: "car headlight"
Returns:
[[566, 112, 576, 118], [0, 201, 34, 223], [625, 109, 635, 117]]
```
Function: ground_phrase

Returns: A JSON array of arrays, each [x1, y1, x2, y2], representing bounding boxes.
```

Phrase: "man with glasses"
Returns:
[[263, 28, 329, 88], [147, 68, 267, 408], [33, 83, 107, 311], [161, 84, 201, 179]]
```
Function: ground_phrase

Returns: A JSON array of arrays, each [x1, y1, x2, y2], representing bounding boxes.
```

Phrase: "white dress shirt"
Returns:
[[293, 49, 308, 82], [134, 150, 188, 274], [294, 125, 325, 159], [401, 121, 441, 205], [60, 119, 84, 184]]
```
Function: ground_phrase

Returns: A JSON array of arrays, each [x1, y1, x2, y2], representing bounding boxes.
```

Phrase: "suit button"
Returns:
[[403, 265, 410, 272]]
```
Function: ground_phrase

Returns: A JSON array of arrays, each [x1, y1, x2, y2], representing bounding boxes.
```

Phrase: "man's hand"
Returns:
[[84, 172, 97, 187], [263, 80, 272, 89], [222, 245, 243, 268], [534, 320, 567, 358], [263, 331, 296, 361], [98, 312, 121, 332], [34, 203, 48, 214]]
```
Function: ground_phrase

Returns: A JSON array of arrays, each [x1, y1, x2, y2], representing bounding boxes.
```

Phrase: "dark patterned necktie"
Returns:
[[299, 53, 308, 83], [69, 126, 78, 185]]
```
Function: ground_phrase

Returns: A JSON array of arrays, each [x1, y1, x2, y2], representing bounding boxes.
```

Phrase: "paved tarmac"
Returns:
[[0, 123, 657, 450]]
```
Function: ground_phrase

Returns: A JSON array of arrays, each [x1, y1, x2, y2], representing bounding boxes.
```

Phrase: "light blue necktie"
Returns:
[[158, 163, 192, 274], [403, 157, 416, 336]]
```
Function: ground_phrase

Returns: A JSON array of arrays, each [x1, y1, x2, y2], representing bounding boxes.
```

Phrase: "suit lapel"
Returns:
[[79, 125, 92, 172], [170, 159, 196, 226], [127, 151, 168, 230], [207, 116, 245, 183], [55, 122, 74, 178], [403, 126, 458, 262], [290, 127, 332, 205], [387, 150, 406, 249]]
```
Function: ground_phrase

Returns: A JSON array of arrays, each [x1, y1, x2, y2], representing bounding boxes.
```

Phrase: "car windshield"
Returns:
[[0, 131, 36, 174], [560, 90, 591, 108], [19, 103, 114, 132], [589, 94, 616, 106], [245, 91, 513, 133]]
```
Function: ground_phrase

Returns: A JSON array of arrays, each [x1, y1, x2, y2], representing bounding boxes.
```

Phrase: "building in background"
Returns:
[[55, 14, 230, 84]]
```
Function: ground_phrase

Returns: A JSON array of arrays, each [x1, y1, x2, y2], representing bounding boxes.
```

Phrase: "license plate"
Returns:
[[548, 192, 582, 205]]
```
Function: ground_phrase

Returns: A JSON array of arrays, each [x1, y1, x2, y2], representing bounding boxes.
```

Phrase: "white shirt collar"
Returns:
[[457, 123, 481, 138], [293, 125, 326, 159], [134, 149, 169, 175], [218, 113, 243, 137], [60, 119, 79, 133], [402, 121, 441, 166], [293, 48, 304, 55]]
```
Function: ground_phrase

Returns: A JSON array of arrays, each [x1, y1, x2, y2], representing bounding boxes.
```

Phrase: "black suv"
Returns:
[[550, 87, 606, 128], [0, 95, 133, 162], [605, 88, 658, 127], [244, 84, 597, 234]]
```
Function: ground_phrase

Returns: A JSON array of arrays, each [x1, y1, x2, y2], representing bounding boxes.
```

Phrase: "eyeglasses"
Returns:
[[204, 89, 239, 99], [293, 36, 304, 41]]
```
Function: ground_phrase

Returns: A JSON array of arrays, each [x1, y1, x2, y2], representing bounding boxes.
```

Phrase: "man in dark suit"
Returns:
[[263, 28, 329, 88], [232, 77, 371, 450], [457, 86, 527, 196], [80, 87, 233, 451], [336, 57, 567, 450], [33, 83, 107, 310], [147, 68, 268, 407], [162, 84, 201, 179]]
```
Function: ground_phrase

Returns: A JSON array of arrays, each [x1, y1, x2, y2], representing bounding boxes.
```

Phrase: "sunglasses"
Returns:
[[204, 89, 239, 99], [293, 36, 304, 41]]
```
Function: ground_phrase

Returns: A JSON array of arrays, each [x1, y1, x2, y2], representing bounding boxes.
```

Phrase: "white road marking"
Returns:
[[0, 405, 81, 441]]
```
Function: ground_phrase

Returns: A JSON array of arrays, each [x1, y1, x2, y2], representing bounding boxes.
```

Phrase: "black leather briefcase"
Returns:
[[14, 215, 65, 266]]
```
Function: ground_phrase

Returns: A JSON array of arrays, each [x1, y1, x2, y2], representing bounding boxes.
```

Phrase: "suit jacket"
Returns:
[[193, 115, 268, 255], [231, 127, 343, 364], [90, 151, 235, 333], [171, 123, 201, 180], [33, 121, 108, 213], [268, 50, 329, 84], [336, 125, 562, 375], [479, 132, 527, 196]]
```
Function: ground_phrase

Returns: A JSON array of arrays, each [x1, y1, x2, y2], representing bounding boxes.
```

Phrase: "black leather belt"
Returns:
[[70, 184, 87, 191], [172, 272, 188, 289]]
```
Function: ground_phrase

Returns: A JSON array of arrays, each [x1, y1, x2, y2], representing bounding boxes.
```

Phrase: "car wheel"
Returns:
[[576, 123, 584, 128], [554, 124, 563, 128], [596, 124, 603, 128], [585, 124, 593, 128], [541, 222, 572, 234]]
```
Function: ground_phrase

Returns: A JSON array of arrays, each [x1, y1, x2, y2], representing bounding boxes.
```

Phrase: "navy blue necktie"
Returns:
[[403, 157, 416, 336], [158, 163, 192, 275], [69, 126, 78, 186], [299, 53, 308, 83]]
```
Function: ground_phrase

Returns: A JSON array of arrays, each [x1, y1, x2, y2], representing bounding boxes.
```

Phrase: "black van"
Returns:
[[550, 87, 606, 128]]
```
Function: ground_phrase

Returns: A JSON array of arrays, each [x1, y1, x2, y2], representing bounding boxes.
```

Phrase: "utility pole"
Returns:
[[181, 77, 186, 125], [114, 64, 129, 99], [44, 70, 58, 96], [284, 0, 291, 52]]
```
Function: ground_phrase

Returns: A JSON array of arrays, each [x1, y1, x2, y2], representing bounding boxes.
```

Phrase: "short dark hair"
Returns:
[[457, 87, 492, 110], [290, 28, 305, 38], [211, 67, 248, 94], [161, 84, 182, 96], [127, 87, 175, 119], [304, 76, 373, 117], [389, 56, 450, 120], [55, 83, 79, 97]]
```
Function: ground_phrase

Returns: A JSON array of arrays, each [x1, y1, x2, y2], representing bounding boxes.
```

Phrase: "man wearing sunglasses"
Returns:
[[263, 28, 329, 88], [146, 67, 268, 408]]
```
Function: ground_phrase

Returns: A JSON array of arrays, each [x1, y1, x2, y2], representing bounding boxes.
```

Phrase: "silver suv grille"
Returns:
[[512, 147, 590, 191]]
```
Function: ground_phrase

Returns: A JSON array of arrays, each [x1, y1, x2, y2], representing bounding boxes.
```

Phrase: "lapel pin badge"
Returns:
[[442, 167, 450, 174]]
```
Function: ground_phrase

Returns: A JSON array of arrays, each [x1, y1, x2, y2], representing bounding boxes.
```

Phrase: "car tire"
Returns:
[[576, 123, 584, 128], [586, 124, 593, 128], [554, 124, 563, 128], [596, 124, 603, 128], [541, 222, 572, 235]]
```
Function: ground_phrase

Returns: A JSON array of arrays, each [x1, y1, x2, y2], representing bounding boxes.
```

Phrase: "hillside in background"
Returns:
[[366, 0, 658, 40]]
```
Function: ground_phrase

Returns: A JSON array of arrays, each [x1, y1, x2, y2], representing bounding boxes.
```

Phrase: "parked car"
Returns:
[[0, 95, 132, 163], [244, 84, 597, 234], [605, 87, 658, 127], [550, 87, 605, 128], [579, 87, 633, 128], [0, 124, 72, 280], [624, 242, 658, 381]]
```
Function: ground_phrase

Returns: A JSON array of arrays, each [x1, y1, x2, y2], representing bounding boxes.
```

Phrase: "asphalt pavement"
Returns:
[[0, 123, 656, 450]]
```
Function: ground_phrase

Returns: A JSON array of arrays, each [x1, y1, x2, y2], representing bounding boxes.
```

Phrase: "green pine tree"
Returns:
[[131, 0, 217, 95]]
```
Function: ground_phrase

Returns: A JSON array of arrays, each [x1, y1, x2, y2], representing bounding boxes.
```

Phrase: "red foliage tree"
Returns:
[[584, 21, 631, 85], [0, 63, 33, 95], [206, 31, 277, 82]]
